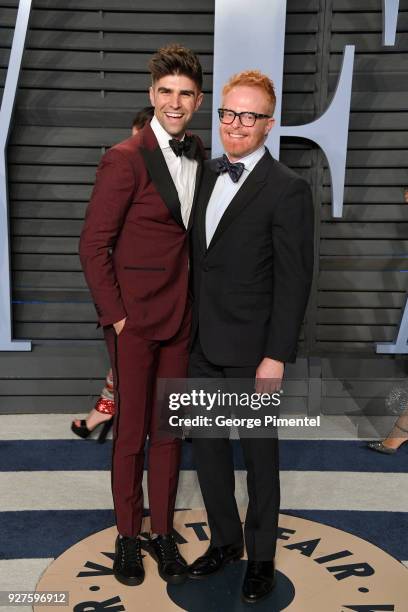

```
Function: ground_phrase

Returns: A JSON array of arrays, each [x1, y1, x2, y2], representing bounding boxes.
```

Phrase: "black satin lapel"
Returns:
[[141, 146, 184, 229], [188, 134, 208, 232], [207, 156, 270, 252], [196, 165, 218, 253], [187, 159, 202, 233]]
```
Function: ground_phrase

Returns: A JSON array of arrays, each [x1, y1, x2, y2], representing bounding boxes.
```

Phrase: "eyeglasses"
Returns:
[[218, 108, 272, 127]]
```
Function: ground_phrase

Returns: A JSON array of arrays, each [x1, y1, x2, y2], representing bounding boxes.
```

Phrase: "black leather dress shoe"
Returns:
[[242, 560, 276, 604], [113, 535, 145, 586], [146, 533, 188, 584], [188, 543, 244, 579]]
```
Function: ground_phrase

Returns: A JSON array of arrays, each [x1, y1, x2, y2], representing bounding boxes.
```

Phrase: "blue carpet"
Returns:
[[0, 510, 116, 559], [0, 439, 407, 472], [1, 509, 407, 561]]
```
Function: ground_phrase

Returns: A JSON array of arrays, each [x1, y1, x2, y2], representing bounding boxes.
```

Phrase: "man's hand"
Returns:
[[255, 357, 284, 394], [113, 317, 127, 336]]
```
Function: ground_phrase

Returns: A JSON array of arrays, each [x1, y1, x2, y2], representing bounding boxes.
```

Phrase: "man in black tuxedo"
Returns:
[[188, 70, 314, 604]]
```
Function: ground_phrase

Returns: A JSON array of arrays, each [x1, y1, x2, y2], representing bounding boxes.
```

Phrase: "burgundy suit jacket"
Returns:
[[79, 122, 205, 340]]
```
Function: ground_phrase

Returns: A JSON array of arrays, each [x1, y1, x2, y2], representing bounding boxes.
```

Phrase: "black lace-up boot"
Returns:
[[113, 535, 145, 586], [147, 533, 188, 584]]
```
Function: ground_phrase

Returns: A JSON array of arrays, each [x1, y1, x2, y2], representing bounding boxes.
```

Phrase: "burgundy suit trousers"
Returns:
[[104, 311, 190, 536]]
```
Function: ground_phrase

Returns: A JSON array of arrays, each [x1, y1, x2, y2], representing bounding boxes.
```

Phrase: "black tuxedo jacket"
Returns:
[[190, 148, 314, 366]]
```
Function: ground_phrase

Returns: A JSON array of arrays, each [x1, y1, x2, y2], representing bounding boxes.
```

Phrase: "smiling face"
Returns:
[[220, 85, 275, 161], [149, 74, 203, 138]]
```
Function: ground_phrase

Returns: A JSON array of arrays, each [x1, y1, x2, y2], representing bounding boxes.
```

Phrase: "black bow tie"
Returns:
[[216, 154, 245, 183], [168, 135, 197, 159]]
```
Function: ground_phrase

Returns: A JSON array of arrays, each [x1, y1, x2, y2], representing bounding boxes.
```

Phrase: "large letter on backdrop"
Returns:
[[377, 0, 405, 354], [212, 0, 354, 218], [383, 0, 400, 45], [0, 0, 32, 351]]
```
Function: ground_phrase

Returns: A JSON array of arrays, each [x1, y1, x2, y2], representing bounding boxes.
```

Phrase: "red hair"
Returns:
[[223, 70, 276, 114]]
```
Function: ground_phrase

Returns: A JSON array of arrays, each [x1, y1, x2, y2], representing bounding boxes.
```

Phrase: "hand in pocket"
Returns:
[[114, 317, 127, 335]]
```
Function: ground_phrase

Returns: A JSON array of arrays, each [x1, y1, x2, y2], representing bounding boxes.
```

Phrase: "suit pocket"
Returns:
[[228, 291, 270, 295], [123, 266, 166, 271]]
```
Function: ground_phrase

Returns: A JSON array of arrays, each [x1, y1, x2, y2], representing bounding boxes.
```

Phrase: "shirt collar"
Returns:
[[226, 145, 266, 173], [150, 115, 185, 151]]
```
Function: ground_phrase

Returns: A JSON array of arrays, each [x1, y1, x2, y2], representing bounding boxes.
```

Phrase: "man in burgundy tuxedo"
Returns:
[[79, 44, 204, 587]]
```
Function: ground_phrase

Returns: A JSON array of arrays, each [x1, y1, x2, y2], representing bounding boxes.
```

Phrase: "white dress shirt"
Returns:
[[150, 115, 198, 228], [205, 145, 266, 247]]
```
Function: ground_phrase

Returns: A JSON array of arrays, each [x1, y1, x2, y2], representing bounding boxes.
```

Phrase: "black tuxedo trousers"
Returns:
[[189, 336, 280, 561]]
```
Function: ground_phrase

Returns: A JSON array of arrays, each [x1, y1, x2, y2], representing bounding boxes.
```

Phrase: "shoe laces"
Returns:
[[119, 536, 142, 565], [155, 534, 182, 563]]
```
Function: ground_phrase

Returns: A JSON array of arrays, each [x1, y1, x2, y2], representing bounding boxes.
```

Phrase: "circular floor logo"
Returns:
[[35, 510, 408, 611]]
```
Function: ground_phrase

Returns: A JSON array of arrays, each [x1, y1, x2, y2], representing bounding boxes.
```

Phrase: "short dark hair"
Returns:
[[149, 43, 203, 90], [132, 106, 154, 130]]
